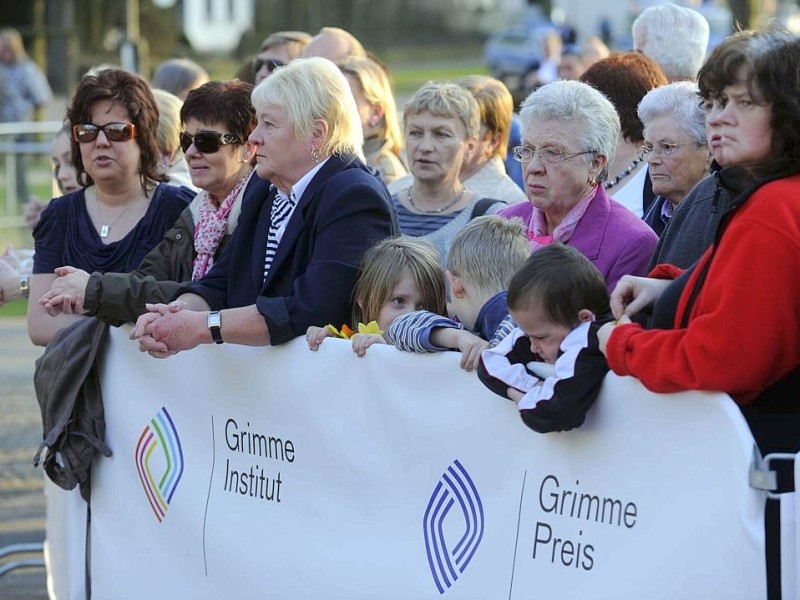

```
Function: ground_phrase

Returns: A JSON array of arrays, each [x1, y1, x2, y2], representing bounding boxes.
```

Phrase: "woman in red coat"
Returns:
[[598, 29, 800, 599]]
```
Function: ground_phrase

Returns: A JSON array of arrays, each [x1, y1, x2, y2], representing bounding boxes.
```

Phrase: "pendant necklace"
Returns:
[[407, 186, 466, 214], [95, 194, 140, 238]]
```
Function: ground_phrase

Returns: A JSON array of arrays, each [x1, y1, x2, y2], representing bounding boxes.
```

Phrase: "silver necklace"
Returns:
[[95, 193, 140, 238], [407, 186, 466, 214]]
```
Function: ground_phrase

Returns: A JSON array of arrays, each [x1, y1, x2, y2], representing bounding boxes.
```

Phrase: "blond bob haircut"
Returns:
[[448, 216, 530, 294], [251, 57, 364, 161], [152, 89, 183, 165], [338, 55, 404, 159], [353, 236, 446, 326], [457, 75, 514, 160], [403, 82, 481, 139]]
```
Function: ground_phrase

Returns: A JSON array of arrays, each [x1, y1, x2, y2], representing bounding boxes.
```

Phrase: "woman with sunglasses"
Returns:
[[27, 68, 193, 346], [498, 79, 657, 293], [39, 79, 270, 326], [253, 30, 311, 84], [131, 57, 394, 356]]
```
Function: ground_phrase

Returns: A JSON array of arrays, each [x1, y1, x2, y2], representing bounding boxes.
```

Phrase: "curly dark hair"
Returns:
[[580, 52, 668, 144], [67, 68, 165, 189], [698, 28, 800, 178], [180, 79, 256, 144]]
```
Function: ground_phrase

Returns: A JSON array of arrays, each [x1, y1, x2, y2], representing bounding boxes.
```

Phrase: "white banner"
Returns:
[[89, 327, 766, 599]]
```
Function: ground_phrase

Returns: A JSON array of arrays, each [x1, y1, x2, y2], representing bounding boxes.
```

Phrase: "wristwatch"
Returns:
[[207, 311, 223, 344], [20, 275, 29, 299]]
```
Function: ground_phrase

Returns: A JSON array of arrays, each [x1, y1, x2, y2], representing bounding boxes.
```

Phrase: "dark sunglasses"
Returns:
[[179, 130, 240, 154], [253, 58, 286, 73], [72, 122, 136, 143]]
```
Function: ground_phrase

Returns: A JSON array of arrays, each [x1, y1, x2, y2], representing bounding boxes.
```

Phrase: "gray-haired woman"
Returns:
[[639, 82, 711, 235], [498, 79, 658, 292]]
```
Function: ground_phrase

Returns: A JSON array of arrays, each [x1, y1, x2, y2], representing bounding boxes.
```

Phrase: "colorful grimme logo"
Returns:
[[423, 459, 485, 594], [135, 406, 185, 522]]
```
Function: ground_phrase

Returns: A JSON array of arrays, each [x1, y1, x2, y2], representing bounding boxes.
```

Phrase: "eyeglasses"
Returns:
[[179, 130, 240, 154], [512, 145, 597, 165], [640, 140, 701, 158], [72, 122, 136, 143], [253, 58, 286, 73]]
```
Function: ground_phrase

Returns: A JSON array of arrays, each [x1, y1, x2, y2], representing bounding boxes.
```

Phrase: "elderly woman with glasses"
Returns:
[[38, 79, 272, 326], [638, 82, 711, 236], [27, 68, 193, 346], [499, 79, 658, 292], [131, 57, 395, 355]]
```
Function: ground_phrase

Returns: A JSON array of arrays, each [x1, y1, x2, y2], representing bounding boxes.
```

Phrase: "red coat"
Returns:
[[606, 175, 800, 406]]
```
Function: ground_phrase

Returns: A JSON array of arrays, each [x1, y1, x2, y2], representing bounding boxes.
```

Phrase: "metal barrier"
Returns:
[[0, 542, 45, 577], [0, 121, 63, 226]]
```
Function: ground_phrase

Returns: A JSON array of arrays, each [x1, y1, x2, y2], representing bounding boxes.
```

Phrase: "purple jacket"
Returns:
[[499, 186, 658, 291]]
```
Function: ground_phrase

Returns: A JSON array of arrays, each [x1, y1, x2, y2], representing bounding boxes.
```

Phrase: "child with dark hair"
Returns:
[[478, 243, 612, 433]]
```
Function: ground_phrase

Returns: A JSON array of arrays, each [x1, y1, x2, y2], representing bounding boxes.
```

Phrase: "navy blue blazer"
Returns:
[[181, 154, 396, 345]]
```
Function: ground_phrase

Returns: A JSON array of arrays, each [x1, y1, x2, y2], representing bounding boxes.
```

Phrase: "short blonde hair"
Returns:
[[403, 82, 481, 139], [457, 75, 514, 160], [152, 89, 183, 164], [252, 57, 364, 161], [448, 216, 530, 294], [353, 236, 446, 326], [338, 55, 404, 158]]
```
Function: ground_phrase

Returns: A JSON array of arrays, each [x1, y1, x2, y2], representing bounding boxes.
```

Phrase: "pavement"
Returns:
[[0, 317, 49, 599]]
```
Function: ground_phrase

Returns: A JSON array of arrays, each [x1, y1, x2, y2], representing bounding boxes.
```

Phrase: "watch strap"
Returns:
[[208, 310, 223, 344]]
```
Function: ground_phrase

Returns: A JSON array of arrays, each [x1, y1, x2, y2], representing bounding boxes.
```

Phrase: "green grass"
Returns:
[[391, 65, 489, 94], [0, 299, 27, 317]]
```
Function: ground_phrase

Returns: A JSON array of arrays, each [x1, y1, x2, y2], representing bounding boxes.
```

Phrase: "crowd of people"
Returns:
[[0, 6, 798, 598]]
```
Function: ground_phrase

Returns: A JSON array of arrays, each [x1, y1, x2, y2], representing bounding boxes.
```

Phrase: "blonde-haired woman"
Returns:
[[152, 88, 196, 190], [132, 57, 395, 355], [338, 55, 407, 184]]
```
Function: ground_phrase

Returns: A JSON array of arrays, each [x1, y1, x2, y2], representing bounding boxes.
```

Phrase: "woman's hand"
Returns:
[[597, 315, 631, 357], [306, 326, 332, 351], [609, 275, 671, 319], [0, 259, 19, 308], [39, 266, 91, 316], [131, 302, 197, 358], [351, 333, 386, 357], [1, 244, 21, 270]]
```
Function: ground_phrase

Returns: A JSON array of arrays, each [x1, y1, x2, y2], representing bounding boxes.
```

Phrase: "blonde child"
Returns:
[[306, 236, 446, 356], [478, 243, 612, 433], [386, 216, 530, 370]]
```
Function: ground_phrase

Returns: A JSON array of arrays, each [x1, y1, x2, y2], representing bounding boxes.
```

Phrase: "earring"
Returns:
[[588, 175, 597, 187], [239, 144, 252, 163], [311, 147, 320, 163]]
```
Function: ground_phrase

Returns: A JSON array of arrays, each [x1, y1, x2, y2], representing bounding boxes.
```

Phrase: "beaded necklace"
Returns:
[[604, 157, 643, 191], [407, 186, 466, 214]]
